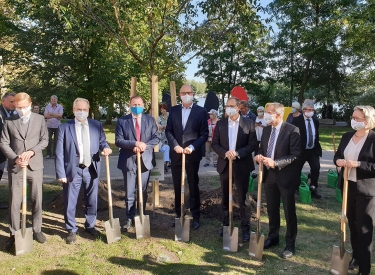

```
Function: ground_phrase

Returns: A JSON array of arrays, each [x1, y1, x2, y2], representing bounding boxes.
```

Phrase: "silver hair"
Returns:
[[302, 100, 314, 110], [354, 105, 375, 129], [267, 102, 284, 117], [292, 102, 301, 110], [73, 98, 90, 109], [51, 95, 58, 100], [257, 106, 264, 111]]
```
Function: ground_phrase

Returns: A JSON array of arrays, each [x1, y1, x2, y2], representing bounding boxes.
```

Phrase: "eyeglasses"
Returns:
[[225, 105, 236, 108], [304, 108, 314, 112], [180, 92, 194, 96], [351, 116, 366, 122]]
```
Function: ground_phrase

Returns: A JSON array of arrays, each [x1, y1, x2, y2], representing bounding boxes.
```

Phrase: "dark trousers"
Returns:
[[220, 163, 251, 232], [47, 128, 58, 156], [9, 168, 43, 235], [171, 161, 200, 220], [300, 149, 320, 188], [122, 169, 150, 220], [347, 181, 375, 274], [264, 170, 297, 248], [63, 166, 98, 232]]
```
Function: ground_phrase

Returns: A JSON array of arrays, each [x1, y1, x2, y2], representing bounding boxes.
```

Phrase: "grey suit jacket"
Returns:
[[0, 113, 49, 173]]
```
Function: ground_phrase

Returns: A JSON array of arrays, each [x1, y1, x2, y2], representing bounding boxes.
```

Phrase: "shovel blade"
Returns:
[[175, 217, 190, 242], [14, 228, 33, 256], [249, 231, 265, 260], [104, 218, 121, 244], [330, 245, 351, 275], [223, 226, 238, 252], [134, 215, 151, 239]]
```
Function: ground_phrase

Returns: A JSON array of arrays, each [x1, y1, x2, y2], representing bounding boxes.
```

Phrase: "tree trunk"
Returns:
[[298, 57, 312, 103]]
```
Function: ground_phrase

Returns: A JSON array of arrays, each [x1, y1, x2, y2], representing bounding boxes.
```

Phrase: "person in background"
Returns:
[[254, 102, 301, 259], [166, 84, 208, 230], [0, 92, 17, 210], [291, 100, 323, 199], [334, 106, 375, 275], [239, 100, 256, 122], [286, 102, 301, 123], [0, 92, 49, 250], [44, 95, 63, 159], [158, 103, 170, 172], [255, 106, 267, 155], [55, 98, 112, 244], [33, 105, 40, 114], [204, 109, 219, 167]]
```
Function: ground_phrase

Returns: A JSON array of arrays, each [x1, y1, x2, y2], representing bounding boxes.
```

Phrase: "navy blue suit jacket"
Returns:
[[55, 119, 110, 182], [165, 104, 208, 164], [115, 114, 158, 172]]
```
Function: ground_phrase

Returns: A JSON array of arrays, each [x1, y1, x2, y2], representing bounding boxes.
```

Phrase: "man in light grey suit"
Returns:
[[0, 92, 49, 250], [115, 95, 159, 231], [55, 98, 112, 244]]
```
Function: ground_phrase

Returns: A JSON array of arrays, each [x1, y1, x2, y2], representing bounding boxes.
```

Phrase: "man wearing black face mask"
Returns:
[[115, 95, 159, 232], [55, 97, 112, 244], [166, 84, 209, 230]]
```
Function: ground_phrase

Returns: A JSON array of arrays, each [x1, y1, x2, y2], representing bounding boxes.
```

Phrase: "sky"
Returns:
[[184, 0, 273, 82]]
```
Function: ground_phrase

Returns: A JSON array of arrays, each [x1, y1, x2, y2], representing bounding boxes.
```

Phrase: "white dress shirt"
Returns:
[[75, 118, 90, 164], [181, 103, 193, 130], [228, 115, 240, 151]]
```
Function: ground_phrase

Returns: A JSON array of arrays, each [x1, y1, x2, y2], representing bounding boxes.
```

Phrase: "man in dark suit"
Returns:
[[55, 98, 112, 244], [115, 95, 159, 231], [166, 84, 209, 230], [254, 102, 301, 259], [0, 92, 17, 209], [239, 100, 256, 122], [211, 97, 257, 242], [291, 100, 323, 199], [0, 92, 49, 250]]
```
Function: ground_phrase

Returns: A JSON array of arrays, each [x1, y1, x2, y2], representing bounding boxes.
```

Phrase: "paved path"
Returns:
[[0, 150, 336, 184]]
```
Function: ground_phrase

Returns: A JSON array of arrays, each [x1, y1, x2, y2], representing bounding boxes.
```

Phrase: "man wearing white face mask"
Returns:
[[166, 84, 209, 230], [0, 92, 49, 250], [55, 98, 112, 244], [291, 100, 323, 199]]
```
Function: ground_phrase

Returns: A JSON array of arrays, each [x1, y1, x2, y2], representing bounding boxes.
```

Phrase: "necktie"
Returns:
[[9, 110, 13, 117], [267, 127, 276, 159], [81, 123, 91, 167], [307, 119, 313, 148], [135, 118, 141, 141]]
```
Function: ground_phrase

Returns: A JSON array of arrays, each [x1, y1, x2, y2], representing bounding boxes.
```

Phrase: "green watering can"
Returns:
[[300, 172, 308, 184], [327, 169, 338, 189], [299, 181, 312, 204]]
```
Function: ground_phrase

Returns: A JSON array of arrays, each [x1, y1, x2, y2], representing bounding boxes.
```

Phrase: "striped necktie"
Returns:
[[266, 127, 276, 159]]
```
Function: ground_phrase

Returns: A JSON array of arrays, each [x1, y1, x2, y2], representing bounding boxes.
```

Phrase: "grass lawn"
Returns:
[[0, 171, 373, 275], [319, 125, 352, 151]]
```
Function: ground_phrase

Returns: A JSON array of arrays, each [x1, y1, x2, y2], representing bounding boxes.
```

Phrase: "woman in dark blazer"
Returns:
[[334, 105, 375, 275]]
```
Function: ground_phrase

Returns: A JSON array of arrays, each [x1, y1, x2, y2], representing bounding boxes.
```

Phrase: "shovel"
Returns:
[[223, 159, 238, 252], [249, 162, 265, 260], [103, 154, 121, 244], [15, 166, 33, 256], [175, 152, 191, 242], [134, 152, 151, 239], [330, 166, 351, 275]]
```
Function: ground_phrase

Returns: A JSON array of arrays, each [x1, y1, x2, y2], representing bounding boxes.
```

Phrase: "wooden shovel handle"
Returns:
[[136, 152, 144, 218], [256, 163, 263, 219], [181, 153, 185, 205], [229, 159, 233, 212], [22, 167, 27, 215], [105, 155, 114, 222], [341, 166, 349, 242]]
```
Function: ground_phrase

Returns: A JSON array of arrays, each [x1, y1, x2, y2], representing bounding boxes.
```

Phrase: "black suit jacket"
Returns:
[[259, 122, 301, 189], [0, 105, 10, 163], [291, 115, 322, 157], [165, 104, 209, 164], [211, 116, 257, 174], [334, 130, 375, 196]]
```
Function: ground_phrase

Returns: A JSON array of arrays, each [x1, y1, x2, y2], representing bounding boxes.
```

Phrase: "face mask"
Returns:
[[74, 111, 89, 121], [225, 107, 238, 117], [257, 111, 264, 117], [292, 108, 296, 113], [304, 111, 314, 118], [351, 119, 366, 131], [131, 106, 144, 115], [16, 105, 31, 117], [264, 113, 275, 124], [181, 94, 194, 104]]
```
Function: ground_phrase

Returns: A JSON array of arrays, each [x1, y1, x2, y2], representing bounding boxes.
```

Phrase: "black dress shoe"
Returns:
[[171, 216, 180, 227], [123, 219, 133, 231], [204, 163, 209, 167], [85, 227, 100, 236], [349, 258, 358, 270], [218, 228, 223, 237], [264, 238, 279, 249], [33, 232, 47, 243], [282, 246, 295, 259], [66, 232, 76, 244], [311, 190, 323, 199], [192, 219, 200, 230], [242, 231, 250, 242], [5, 236, 15, 251]]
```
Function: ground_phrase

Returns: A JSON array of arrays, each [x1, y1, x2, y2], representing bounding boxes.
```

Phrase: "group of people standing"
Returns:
[[0, 87, 374, 275]]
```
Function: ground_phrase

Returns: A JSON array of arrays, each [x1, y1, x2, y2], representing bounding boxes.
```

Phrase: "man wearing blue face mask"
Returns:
[[115, 95, 159, 232], [55, 98, 112, 244]]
